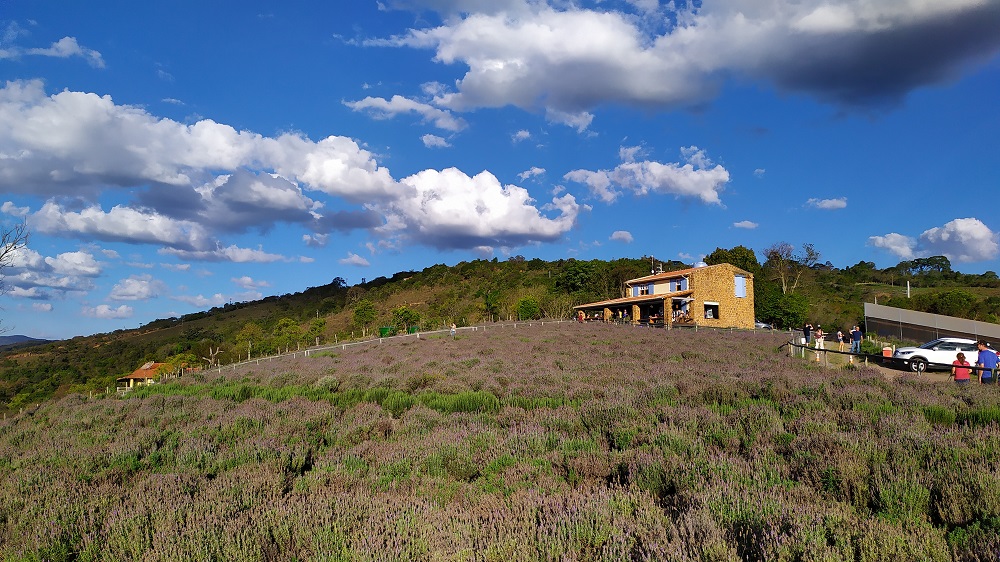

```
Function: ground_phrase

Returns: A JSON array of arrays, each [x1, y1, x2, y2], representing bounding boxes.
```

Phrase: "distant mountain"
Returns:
[[0, 335, 52, 347]]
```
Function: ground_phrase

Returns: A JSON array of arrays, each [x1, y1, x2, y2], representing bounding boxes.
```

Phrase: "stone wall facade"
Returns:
[[686, 263, 755, 330]]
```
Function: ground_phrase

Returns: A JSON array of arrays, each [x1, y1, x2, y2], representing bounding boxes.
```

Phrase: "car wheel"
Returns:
[[909, 358, 927, 373]]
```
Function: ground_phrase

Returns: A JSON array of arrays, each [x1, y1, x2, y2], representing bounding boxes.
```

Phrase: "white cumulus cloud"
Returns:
[[1, 79, 575, 260], [232, 276, 271, 290], [82, 304, 133, 319], [869, 218, 999, 263], [733, 220, 758, 229], [421, 134, 451, 148], [384, 0, 1000, 118], [26, 36, 105, 68], [344, 95, 467, 131], [518, 167, 545, 181], [45, 251, 102, 277], [381, 167, 579, 249], [807, 197, 848, 210], [565, 146, 730, 204], [109, 274, 166, 301], [610, 230, 633, 243], [339, 252, 371, 266]]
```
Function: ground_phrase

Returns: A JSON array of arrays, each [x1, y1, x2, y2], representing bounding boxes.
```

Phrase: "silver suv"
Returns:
[[892, 337, 984, 372]]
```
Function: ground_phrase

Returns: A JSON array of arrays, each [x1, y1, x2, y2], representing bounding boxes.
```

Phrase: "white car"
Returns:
[[891, 337, 990, 372]]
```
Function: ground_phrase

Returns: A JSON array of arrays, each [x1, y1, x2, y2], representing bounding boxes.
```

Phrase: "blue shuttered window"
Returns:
[[735, 275, 747, 298]]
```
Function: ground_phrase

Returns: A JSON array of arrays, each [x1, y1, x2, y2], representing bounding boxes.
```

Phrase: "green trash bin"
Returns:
[[407, 326, 419, 334], [379, 326, 394, 337]]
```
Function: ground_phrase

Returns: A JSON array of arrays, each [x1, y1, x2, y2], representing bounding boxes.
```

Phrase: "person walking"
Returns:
[[976, 341, 998, 384], [951, 352, 972, 385], [849, 326, 862, 354]]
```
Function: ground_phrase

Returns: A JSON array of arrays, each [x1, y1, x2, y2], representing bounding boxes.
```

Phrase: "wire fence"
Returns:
[[111, 319, 804, 397], [785, 336, 998, 379]]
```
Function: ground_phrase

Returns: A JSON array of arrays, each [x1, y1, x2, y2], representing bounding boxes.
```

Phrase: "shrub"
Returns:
[[923, 405, 956, 426]]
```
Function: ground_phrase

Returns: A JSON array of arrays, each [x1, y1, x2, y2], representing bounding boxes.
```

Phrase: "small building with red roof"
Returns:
[[116, 361, 167, 392]]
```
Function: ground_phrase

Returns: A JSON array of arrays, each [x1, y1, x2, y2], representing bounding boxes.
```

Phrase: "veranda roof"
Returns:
[[573, 290, 694, 310]]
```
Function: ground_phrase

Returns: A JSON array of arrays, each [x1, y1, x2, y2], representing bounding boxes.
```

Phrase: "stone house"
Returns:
[[573, 263, 755, 329]]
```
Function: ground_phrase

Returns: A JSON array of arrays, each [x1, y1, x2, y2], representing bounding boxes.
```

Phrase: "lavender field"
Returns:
[[2, 322, 999, 561]]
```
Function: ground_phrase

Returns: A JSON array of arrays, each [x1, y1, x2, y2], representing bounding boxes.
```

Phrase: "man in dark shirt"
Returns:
[[850, 326, 862, 354]]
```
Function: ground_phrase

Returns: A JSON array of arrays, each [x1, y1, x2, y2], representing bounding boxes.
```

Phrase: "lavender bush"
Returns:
[[0, 322, 998, 560]]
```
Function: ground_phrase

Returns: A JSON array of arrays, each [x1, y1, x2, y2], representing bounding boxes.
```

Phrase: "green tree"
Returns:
[[392, 306, 421, 331], [479, 288, 502, 322], [234, 322, 266, 358], [353, 299, 377, 336], [931, 290, 977, 319], [306, 317, 326, 345], [762, 242, 818, 294], [272, 318, 303, 353], [555, 260, 594, 294], [704, 245, 761, 275], [161, 352, 198, 375], [517, 297, 541, 320], [756, 283, 809, 329]]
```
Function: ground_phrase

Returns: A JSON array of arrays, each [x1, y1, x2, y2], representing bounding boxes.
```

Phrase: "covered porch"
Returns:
[[574, 291, 695, 327]]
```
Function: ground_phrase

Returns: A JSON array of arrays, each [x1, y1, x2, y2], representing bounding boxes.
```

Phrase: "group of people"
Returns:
[[803, 323, 863, 353], [801, 322, 998, 385], [950, 341, 1000, 385]]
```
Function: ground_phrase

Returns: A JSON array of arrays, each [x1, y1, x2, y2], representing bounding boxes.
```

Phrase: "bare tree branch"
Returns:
[[1, 220, 29, 333]]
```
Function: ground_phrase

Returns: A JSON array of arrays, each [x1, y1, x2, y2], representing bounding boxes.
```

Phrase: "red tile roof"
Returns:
[[116, 361, 167, 381], [626, 263, 750, 285]]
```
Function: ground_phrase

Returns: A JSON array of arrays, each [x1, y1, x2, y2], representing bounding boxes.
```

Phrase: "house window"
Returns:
[[638, 282, 652, 296], [704, 302, 720, 319], [735, 275, 747, 298]]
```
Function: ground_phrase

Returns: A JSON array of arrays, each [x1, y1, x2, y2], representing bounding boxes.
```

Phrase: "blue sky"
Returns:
[[2, 0, 1000, 340]]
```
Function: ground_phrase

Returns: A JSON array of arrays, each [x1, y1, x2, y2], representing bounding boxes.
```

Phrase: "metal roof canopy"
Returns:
[[573, 290, 694, 310], [864, 302, 1000, 344]]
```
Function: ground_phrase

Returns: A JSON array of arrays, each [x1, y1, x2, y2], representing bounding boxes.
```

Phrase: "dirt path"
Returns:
[[792, 344, 956, 383]]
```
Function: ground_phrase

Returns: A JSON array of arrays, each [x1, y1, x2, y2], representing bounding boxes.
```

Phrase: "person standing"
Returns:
[[450, 323, 457, 338], [814, 326, 824, 350], [951, 352, 972, 385], [976, 341, 998, 384], [836, 330, 845, 352], [803, 323, 812, 345], [850, 326, 862, 354]]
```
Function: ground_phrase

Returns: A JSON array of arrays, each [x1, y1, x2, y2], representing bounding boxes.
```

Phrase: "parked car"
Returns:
[[891, 337, 990, 372], [754, 320, 772, 330]]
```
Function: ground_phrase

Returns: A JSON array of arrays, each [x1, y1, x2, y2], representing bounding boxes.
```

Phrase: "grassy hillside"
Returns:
[[3, 252, 999, 414], [1, 322, 998, 560], [0, 257, 648, 411]]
